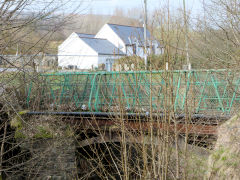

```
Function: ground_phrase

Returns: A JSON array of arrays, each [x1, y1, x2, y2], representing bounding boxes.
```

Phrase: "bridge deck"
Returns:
[[27, 111, 222, 135]]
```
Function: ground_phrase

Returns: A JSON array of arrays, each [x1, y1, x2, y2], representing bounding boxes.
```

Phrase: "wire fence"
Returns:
[[26, 69, 240, 115]]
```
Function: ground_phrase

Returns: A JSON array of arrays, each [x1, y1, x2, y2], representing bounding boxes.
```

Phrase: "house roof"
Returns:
[[107, 23, 151, 46], [76, 33, 95, 38], [80, 37, 124, 55]]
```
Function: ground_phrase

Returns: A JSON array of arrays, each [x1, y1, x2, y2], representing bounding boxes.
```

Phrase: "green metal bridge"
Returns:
[[27, 69, 240, 115]]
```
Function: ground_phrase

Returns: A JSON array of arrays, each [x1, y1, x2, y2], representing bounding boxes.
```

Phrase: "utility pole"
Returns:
[[183, 0, 191, 70], [144, 0, 148, 70]]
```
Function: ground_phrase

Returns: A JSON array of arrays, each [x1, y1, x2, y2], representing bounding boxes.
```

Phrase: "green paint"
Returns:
[[211, 75, 225, 112], [26, 82, 32, 107], [181, 71, 192, 109], [27, 70, 240, 114], [88, 73, 98, 111], [174, 72, 182, 110], [229, 79, 240, 113], [94, 74, 102, 111], [120, 74, 130, 109], [109, 73, 117, 106], [196, 72, 209, 113]]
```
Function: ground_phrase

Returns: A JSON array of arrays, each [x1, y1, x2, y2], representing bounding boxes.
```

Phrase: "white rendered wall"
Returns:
[[155, 47, 164, 55], [152, 41, 164, 55], [98, 55, 122, 71], [95, 24, 126, 54], [58, 37, 98, 69], [95, 24, 164, 57], [126, 45, 153, 58], [137, 47, 145, 57], [126, 46, 133, 56]]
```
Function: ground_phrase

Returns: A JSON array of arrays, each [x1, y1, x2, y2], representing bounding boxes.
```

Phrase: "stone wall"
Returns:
[[22, 138, 77, 179]]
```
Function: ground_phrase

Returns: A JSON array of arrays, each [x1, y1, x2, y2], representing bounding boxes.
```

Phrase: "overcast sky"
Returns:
[[79, 0, 203, 16]]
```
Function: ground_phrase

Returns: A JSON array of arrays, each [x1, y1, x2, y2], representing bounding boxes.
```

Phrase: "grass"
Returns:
[[33, 126, 54, 138]]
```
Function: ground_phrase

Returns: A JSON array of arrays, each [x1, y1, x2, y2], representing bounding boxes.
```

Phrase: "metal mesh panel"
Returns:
[[27, 70, 240, 115]]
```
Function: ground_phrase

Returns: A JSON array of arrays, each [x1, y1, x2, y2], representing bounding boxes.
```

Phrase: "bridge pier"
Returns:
[[22, 138, 77, 179], [16, 112, 221, 179]]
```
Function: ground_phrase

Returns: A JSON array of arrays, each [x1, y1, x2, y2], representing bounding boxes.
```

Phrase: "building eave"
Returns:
[[98, 53, 125, 56]]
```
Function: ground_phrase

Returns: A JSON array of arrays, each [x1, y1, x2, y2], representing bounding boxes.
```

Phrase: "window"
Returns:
[[68, 65, 77, 70], [0, 57, 3, 65], [152, 45, 156, 55], [106, 59, 114, 71], [133, 44, 136, 55]]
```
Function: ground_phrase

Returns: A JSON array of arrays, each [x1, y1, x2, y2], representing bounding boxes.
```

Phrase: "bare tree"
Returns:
[[0, 0, 85, 179], [190, 0, 240, 69]]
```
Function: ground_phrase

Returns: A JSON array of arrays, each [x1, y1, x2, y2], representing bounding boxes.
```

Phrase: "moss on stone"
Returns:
[[10, 115, 22, 129], [65, 125, 74, 137], [15, 128, 27, 139], [10, 110, 30, 128], [11, 110, 29, 138], [11, 112, 76, 139], [18, 110, 29, 115], [33, 126, 54, 138]]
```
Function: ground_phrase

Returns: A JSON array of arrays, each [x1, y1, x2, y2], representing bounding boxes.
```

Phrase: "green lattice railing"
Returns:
[[27, 70, 240, 115]]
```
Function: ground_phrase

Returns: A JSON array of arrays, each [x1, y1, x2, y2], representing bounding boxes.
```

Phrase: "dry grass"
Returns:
[[207, 113, 240, 180]]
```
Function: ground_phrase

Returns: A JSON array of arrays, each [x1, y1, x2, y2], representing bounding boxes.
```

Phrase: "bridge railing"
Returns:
[[26, 70, 240, 115]]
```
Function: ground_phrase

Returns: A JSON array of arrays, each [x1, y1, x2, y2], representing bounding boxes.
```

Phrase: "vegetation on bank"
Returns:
[[1, 0, 240, 179], [10, 110, 74, 139]]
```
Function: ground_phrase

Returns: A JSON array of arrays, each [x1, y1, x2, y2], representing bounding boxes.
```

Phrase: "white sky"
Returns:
[[79, 0, 203, 16]]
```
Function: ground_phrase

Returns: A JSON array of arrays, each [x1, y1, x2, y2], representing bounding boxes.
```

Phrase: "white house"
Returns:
[[95, 23, 163, 57], [58, 23, 163, 71], [58, 32, 124, 71]]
